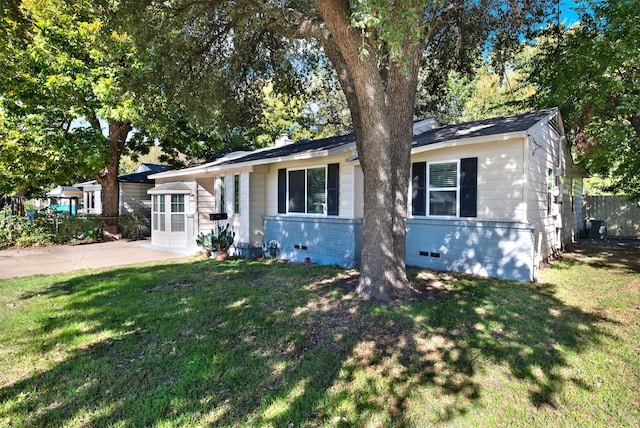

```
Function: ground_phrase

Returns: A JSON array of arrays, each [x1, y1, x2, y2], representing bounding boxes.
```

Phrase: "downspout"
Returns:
[[523, 134, 537, 283]]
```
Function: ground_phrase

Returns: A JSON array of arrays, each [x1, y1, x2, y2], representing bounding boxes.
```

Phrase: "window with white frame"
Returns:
[[170, 194, 185, 232], [278, 164, 339, 216], [152, 195, 165, 232], [412, 158, 477, 218], [429, 161, 458, 216], [217, 175, 226, 213], [288, 167, 326, 214], [87, 192, 95, 210], [233, 174, 240, 215]]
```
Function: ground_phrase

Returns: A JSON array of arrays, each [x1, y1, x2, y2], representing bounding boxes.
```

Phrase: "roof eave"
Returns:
[[411, 130, 529, 155], [204, 142, 357, 172]]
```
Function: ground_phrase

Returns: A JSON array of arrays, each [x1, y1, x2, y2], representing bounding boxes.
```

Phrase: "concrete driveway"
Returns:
[[0, 239, 194, 280]]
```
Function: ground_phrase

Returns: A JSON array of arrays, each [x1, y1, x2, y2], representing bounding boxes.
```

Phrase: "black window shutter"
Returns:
[[412, 162, 426, 216], [460, 157, 477, 217], [277, 168, 286, 214], [327, 163, 339, 216]]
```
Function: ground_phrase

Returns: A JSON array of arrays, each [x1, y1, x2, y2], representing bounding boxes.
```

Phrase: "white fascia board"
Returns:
[[526, 109, 557, 136], [327, 142, 357, 157], [410, 131, 528, 155], [149, 163, 212, 180], [204, 164, 258, 174], [150, 141, 356, 178], [206, 142, 357, 171]]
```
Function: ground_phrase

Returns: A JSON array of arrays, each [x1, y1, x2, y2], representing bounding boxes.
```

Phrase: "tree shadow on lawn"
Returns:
[[1, 259, 611, 426], [556, 239, 640, 273]]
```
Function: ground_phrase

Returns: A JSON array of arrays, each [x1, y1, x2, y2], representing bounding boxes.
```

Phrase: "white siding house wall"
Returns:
[[409, 139, 527, 222], [196, 177, 215, 235], [248, 171, 266, 244], [405, 138, 535, 282], [261, 154, 363, 267], [226, 171, 256, 245], [339, 163, 355, 218], [525, 117, 571, 266], [119, 183, 153, 216]]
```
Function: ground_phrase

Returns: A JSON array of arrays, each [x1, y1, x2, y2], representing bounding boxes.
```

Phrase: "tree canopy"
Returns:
[[0, 0, 146, 215], [524, 0, 640, 200]]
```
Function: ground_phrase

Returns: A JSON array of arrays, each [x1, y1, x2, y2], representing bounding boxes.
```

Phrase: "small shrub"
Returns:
[[0, 209, 54, 248], [54, 216, 102, 243], [0, 209, 103, 248], [120, 211, 149, 239]]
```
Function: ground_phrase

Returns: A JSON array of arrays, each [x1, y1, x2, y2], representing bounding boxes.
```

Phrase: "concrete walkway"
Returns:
[[0, 240, 195, 280]]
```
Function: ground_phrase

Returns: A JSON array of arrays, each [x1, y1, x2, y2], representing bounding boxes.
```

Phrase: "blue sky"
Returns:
[[560, 0, 581, 24]]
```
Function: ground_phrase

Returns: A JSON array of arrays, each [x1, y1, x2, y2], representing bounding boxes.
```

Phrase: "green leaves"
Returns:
[[0, 0, 145, 197], [523, 0, 640, 200]]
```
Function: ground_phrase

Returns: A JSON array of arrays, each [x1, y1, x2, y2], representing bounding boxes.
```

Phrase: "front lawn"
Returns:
[[1, 241, 639, 426]]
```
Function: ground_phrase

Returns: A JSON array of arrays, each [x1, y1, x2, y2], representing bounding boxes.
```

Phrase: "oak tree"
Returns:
[[130, 0, 555, 300]]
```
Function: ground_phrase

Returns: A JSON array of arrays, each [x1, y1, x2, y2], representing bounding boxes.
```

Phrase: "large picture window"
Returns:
[[278, 164, 339, 216], [288, 167, 326, 214], [412, 158, 477, 218], [170, 194, 185, 232]]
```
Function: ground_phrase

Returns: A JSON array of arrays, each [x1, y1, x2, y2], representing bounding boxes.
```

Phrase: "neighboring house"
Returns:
[[75, 163, 172, 217], [148, 109, 583, 282], [45, 185, 84, 215]]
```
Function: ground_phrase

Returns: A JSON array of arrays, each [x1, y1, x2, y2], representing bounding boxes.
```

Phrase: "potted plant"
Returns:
[[211, 223, 235, 261], [196, 230, 213, 258]]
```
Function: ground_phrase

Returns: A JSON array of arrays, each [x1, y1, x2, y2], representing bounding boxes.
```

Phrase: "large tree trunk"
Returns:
[[96, 120, 132, 217], [316, 0, 424, 301]]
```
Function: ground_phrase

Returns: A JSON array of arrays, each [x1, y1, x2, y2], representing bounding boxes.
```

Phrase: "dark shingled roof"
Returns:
[[220, 133, 355, 165], [119, 163, 172, 183], [413, 109, 556, 148], [180, 109, 556, 169]]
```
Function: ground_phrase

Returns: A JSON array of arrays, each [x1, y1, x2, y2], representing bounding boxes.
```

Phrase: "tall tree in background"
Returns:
[[524, 0, 640, 200], [0, 0, 239, 212], [0, 0, 144, 215], [0, 0, 145, 215], [129, 0, 554, 300]]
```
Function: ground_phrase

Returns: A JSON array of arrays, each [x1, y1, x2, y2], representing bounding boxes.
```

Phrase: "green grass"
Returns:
[[1, 241, 639, 427]]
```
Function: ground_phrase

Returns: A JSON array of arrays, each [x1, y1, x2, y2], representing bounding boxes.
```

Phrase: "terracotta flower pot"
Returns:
[[214, 250, 228, 262], [201, 249, 211, 258]]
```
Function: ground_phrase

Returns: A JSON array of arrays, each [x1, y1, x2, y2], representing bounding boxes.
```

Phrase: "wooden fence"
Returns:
[[583, 196, 640, 238]]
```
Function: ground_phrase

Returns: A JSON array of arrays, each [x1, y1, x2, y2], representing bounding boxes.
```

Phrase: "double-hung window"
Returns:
[[170, 194, 185, 232], [152, 195, 165, 232], [428, 162, 458, 216], [412, 158, 477, 218], [278, 164, 339, 215]]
